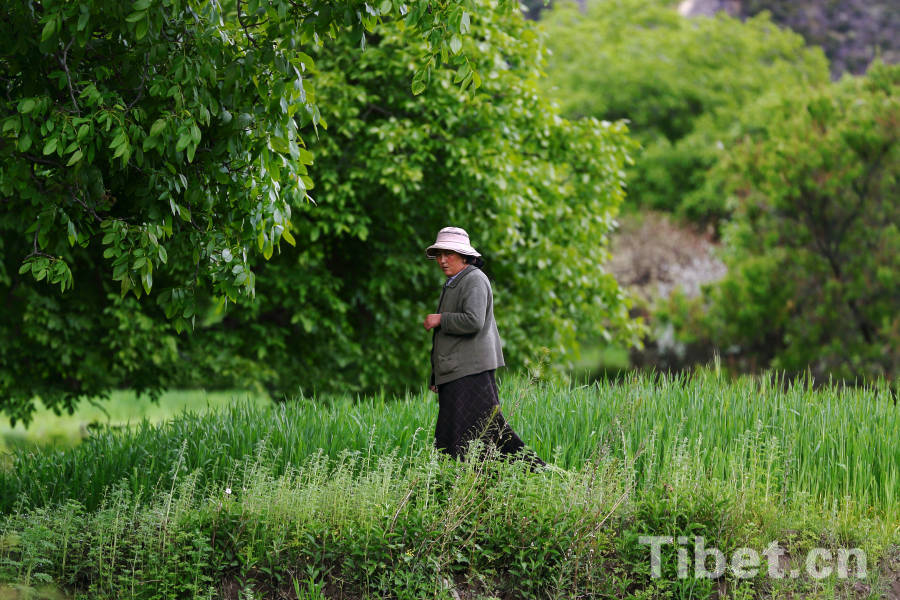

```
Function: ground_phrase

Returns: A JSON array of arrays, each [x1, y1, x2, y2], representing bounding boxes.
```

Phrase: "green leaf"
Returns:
[[460, 11, 470, 34], [297, 147, 314, 165], [41, 19, 56, 42], [135, 19, 149, 40], [133, 0, 152, 10], [43, 138, 58, 156], [176, 132, 191, 152], [18, 99, 36, 114], [126, 11, 145, 23], [109, 130, 127, 149], [149, 118, 167, 137], [66, 149, 83, 166], [449, 35, 462, 54], [282, 228, 296, 246]]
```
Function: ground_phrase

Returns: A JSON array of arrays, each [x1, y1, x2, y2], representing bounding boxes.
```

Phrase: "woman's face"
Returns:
[[434, 250, 467, 277]]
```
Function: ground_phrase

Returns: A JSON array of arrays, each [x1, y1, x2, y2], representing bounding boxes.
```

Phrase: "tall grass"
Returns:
[[1, 371, 897, 520], [0, 389, 268, 451], [1, 441, 894, 599]]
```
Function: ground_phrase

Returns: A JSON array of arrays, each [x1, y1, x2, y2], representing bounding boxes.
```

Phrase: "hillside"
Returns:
[[678, 0, 899, 77]]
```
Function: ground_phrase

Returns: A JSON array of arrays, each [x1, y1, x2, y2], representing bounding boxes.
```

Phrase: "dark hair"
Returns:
[[465, 255, 485, 269]]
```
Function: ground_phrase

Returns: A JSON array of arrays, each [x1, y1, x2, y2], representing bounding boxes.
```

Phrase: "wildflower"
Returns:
[[225, 487, 232, 495]]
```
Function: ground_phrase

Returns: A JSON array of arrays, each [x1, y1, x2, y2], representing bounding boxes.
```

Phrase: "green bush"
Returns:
[[172, 6, 643, 399], [0, 0, 640, 424], [663, 62, 900, 381], [538, 0, 829, 223]]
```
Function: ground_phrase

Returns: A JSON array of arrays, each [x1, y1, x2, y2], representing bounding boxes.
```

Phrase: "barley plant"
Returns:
[[1, 371, 895, 519], [0, 371, 897, 598]]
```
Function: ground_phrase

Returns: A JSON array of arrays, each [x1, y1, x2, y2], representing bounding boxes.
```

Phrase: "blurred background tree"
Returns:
[[534, 0, 897, 383], [538, 0, 829, 225], [661, 62, 899, 381]]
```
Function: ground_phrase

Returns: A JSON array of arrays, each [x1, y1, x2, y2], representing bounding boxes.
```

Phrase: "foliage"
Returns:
[[175, 5, 641, 398], [0, 423, 894, 598], [0, 0, 638, 424], [537, 0, 829, 223], [663, 62, 900, 381], [2, 373, 896, 520]]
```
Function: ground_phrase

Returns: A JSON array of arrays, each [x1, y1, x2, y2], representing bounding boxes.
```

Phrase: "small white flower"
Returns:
[[225, 487, 232, 495]]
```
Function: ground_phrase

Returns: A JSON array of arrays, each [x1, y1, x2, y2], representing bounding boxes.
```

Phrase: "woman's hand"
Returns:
[[423, 313, 442, 330]]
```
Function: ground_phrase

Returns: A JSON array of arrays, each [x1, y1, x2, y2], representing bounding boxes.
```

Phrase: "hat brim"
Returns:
[[425, 243, 481, 259]]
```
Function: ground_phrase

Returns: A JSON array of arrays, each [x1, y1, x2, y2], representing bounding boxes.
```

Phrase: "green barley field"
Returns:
[[1, 371, 898, 599], [0, 373, 900, 515], [1, 370, 897, 516]]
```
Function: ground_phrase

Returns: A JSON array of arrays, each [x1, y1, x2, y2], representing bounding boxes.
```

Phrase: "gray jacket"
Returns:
[[430, 265, 505, 386]]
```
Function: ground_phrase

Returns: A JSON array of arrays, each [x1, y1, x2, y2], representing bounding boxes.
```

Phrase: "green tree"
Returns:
[[538, 0, 829, 224], [169, 5, 643, 397], [0, 0, 511, 423], [1, 0, 640, 423], [666, 62, 899, 380]]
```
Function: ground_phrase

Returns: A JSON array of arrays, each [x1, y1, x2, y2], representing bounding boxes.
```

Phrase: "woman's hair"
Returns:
[[465, 255, 485, 269]]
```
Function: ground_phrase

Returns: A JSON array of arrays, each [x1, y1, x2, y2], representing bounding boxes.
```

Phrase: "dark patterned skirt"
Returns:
[[435, 370, 545, 467]]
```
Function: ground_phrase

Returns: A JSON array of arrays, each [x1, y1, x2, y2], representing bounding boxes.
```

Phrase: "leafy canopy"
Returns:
[[0, 0, 514, 423], [1, 0, 640, 424], [664, 63, 900, 380], [538, 0, 829, 223]]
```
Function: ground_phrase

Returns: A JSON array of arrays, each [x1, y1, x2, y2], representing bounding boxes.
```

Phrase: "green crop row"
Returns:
[[1, 371, 896, 521]]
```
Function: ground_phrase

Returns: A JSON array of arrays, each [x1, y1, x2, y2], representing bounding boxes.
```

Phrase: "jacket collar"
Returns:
[[444, 265, 476, 288]]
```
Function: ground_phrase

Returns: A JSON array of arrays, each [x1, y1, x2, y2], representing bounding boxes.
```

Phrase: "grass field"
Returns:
[[0, 389, 269, 453], [0, 371, 897, 599]]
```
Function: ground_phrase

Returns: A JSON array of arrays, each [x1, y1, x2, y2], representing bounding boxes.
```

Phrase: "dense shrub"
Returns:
[[1, 444, 893, 599], [661, 62, 900, 381], [538, 0, 829, 224]]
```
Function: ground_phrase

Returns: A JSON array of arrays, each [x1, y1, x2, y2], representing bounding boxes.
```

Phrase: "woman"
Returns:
[[423, 227, 545, 467]]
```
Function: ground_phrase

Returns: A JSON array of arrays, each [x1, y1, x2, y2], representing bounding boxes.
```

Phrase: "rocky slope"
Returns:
[[678, 0, 899, 77]]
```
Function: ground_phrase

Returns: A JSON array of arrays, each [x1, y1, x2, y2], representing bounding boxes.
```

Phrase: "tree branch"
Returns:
[[72, 192, 103, 223], [23, 153, 65, 168], [127, 57, 150, 110], [57, 39, 81, 116], [236, 0, 260, 49]]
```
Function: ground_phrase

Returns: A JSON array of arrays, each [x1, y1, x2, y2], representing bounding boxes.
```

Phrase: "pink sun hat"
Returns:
[[425, 227, 481, 259]]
